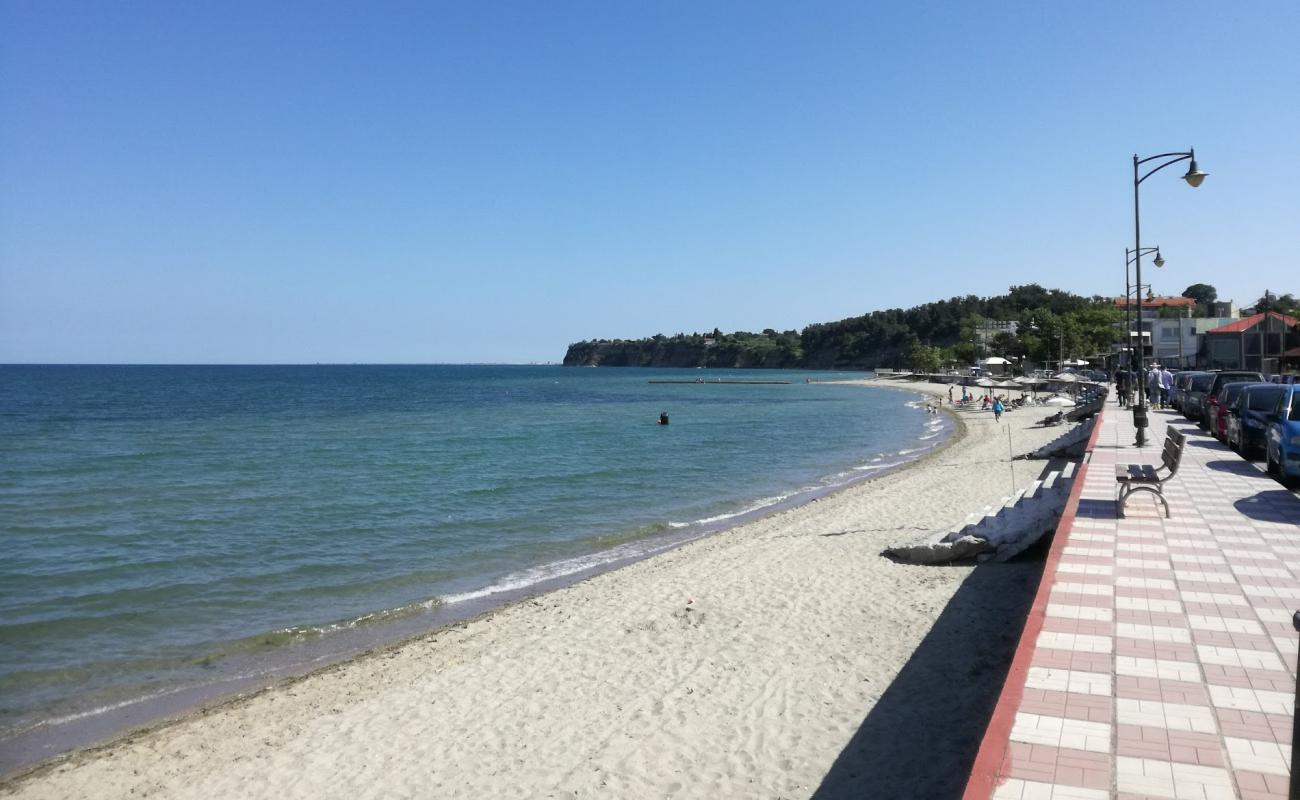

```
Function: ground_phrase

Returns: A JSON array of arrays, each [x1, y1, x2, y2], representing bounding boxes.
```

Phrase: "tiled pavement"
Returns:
[[965, 399, 1298, 800]]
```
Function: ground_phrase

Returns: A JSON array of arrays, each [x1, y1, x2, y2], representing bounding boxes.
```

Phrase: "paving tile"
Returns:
[[1115, 698, 1218, 734], [1026, 667, 1113, 696], [992, 778, 1111, 799], [1224, 737, 1291, 776], [1195, 645, 1285, 672], [974, 404, 1299, 800], [1116, 596, 1184, 614], [1047, 603, 1115, 622], [1010, 712, 1112, 753], [1206, 684, 1294, 715], [1037, 631, 1112, 654], [1115, 755, 1234, 798]]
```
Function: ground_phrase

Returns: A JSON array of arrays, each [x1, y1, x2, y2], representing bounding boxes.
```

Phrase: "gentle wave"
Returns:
[[27, 685, 192, 731], [440, 537, 682, 605]]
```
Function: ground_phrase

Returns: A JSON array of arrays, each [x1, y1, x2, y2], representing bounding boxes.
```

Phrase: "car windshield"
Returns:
[[1217, 373, 1263, 388], [1221, 385, 1246, 405], [1190, 375, 1214, 391], [1248, 388, 1283, 411]]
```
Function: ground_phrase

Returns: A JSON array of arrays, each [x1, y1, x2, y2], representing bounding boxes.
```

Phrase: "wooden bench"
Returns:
[[1115, 426, 1186, 518]]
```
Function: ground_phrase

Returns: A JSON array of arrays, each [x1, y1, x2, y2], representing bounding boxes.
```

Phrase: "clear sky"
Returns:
[[2, 1, 1298, 364]]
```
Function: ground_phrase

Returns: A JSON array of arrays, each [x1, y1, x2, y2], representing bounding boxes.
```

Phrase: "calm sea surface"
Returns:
[[0, 365, 947, 750]]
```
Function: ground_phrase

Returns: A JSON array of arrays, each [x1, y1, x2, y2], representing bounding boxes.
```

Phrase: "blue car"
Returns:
[[1265, 384, 1300, 487], [1227, 383, 1283, 458]]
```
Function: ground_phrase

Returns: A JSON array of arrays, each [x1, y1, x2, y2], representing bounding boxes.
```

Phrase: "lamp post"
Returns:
[[1125, 247, 1163, 372], [1132, 149, 1207, 446]]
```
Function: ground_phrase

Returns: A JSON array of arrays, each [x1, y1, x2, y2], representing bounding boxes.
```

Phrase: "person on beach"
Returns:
[[948, 385, 954, 403], [992, 397, 1004, 422]]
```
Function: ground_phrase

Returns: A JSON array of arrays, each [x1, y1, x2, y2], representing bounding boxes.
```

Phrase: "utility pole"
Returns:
[[1259, 291, 1271, 375]]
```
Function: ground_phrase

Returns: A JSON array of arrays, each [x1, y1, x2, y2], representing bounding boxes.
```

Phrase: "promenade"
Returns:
[[965, 396, 1298, 799]]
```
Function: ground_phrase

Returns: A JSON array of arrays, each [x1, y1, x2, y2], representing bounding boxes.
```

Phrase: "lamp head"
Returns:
[[1153, 250, 1165, 268], [1182, 150, 1207, 188]]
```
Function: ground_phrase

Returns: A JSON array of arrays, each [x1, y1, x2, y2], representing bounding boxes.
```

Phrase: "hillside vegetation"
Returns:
[[563, 284, 1123, 371]]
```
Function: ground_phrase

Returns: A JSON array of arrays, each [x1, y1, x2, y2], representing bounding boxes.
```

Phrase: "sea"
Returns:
[[0, 364, 950, 769]]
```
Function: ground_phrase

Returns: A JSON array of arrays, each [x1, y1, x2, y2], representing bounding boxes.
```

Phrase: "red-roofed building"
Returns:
[[1113, 295, 1197, 313], [1201, 311, 1300, 372]]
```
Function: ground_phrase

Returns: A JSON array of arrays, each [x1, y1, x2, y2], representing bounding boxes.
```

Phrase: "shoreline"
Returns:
[[3, 379, 1070, 798], [0, 380, 957, 777]]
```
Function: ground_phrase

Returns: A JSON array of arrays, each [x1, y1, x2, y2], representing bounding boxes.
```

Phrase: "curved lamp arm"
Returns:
[[1136, 149, 1207, 187]]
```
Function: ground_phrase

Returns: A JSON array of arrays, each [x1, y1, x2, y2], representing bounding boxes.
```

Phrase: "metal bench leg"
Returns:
[[1123, 485, 1170, 519]]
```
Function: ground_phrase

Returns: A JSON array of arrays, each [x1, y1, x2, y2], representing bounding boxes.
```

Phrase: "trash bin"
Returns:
[[1132, 405, 1149, 429]]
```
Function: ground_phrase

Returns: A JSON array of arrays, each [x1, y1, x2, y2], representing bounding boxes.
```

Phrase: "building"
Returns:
[[975, 320, 1019, 343], [1112, 297, 1196, 369], [1201, 311, 1299, 373], [1149, 317, 1197, 370], [1209, 300, 1238, 318], [1112, 295, 1198, 315]]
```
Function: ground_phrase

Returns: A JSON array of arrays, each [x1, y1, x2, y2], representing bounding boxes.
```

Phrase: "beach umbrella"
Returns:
[[1052, 372, 1080, 382], [974, 377, 997, 388], [1043, 394, 1075, 406], [996, 380, 1020, 389]]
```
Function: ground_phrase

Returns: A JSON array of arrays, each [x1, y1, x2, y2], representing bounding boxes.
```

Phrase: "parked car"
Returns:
[[1201, 371, 1265, 429], [1228, 383, 1285, 458], [1182, 372, 1216, 423], [1267, 374, 1298, 385], [1264, 383, 1300, 487], [1170, 371, 1202, 412], [1212, 382, 1251, 442]]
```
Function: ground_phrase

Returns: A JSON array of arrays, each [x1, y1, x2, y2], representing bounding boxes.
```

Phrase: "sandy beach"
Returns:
[[2, 379, 1075, 800]]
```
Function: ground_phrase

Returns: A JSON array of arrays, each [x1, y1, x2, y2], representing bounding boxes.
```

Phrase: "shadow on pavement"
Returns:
[[1205, 459, 1261, 476], [809, 552, 1046, 800], [1074, 498, 1117, 519], [1233, 490, 1300, 522]]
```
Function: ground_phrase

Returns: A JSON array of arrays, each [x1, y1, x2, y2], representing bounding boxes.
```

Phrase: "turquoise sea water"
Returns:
[[0, 365, 947, 756]]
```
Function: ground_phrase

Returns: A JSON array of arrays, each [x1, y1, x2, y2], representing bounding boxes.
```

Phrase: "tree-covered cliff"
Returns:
[[563, 284, 1121, 370]]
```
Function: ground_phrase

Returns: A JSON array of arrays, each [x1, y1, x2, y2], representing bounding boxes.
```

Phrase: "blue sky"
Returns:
[[2, 1, 1298, 363]]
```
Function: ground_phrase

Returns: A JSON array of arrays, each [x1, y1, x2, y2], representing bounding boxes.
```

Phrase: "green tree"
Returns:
[[1182, 283, 1218, 307], [1254, 291, 1299, 316], [905, 339, 942, 372]]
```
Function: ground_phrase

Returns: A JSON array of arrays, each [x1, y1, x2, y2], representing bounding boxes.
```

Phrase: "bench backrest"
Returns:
[[1161, 427, 1186, 475]]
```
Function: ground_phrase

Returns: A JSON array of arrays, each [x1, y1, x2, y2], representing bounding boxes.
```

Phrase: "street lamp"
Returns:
[[1125, 247, 1162, 372], [1132, 148, 1207, 446], [1029, 323, 1066, 372]]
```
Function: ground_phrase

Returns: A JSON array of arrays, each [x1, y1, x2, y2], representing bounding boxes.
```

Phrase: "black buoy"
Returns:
[[658, 412, 669, 425]]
